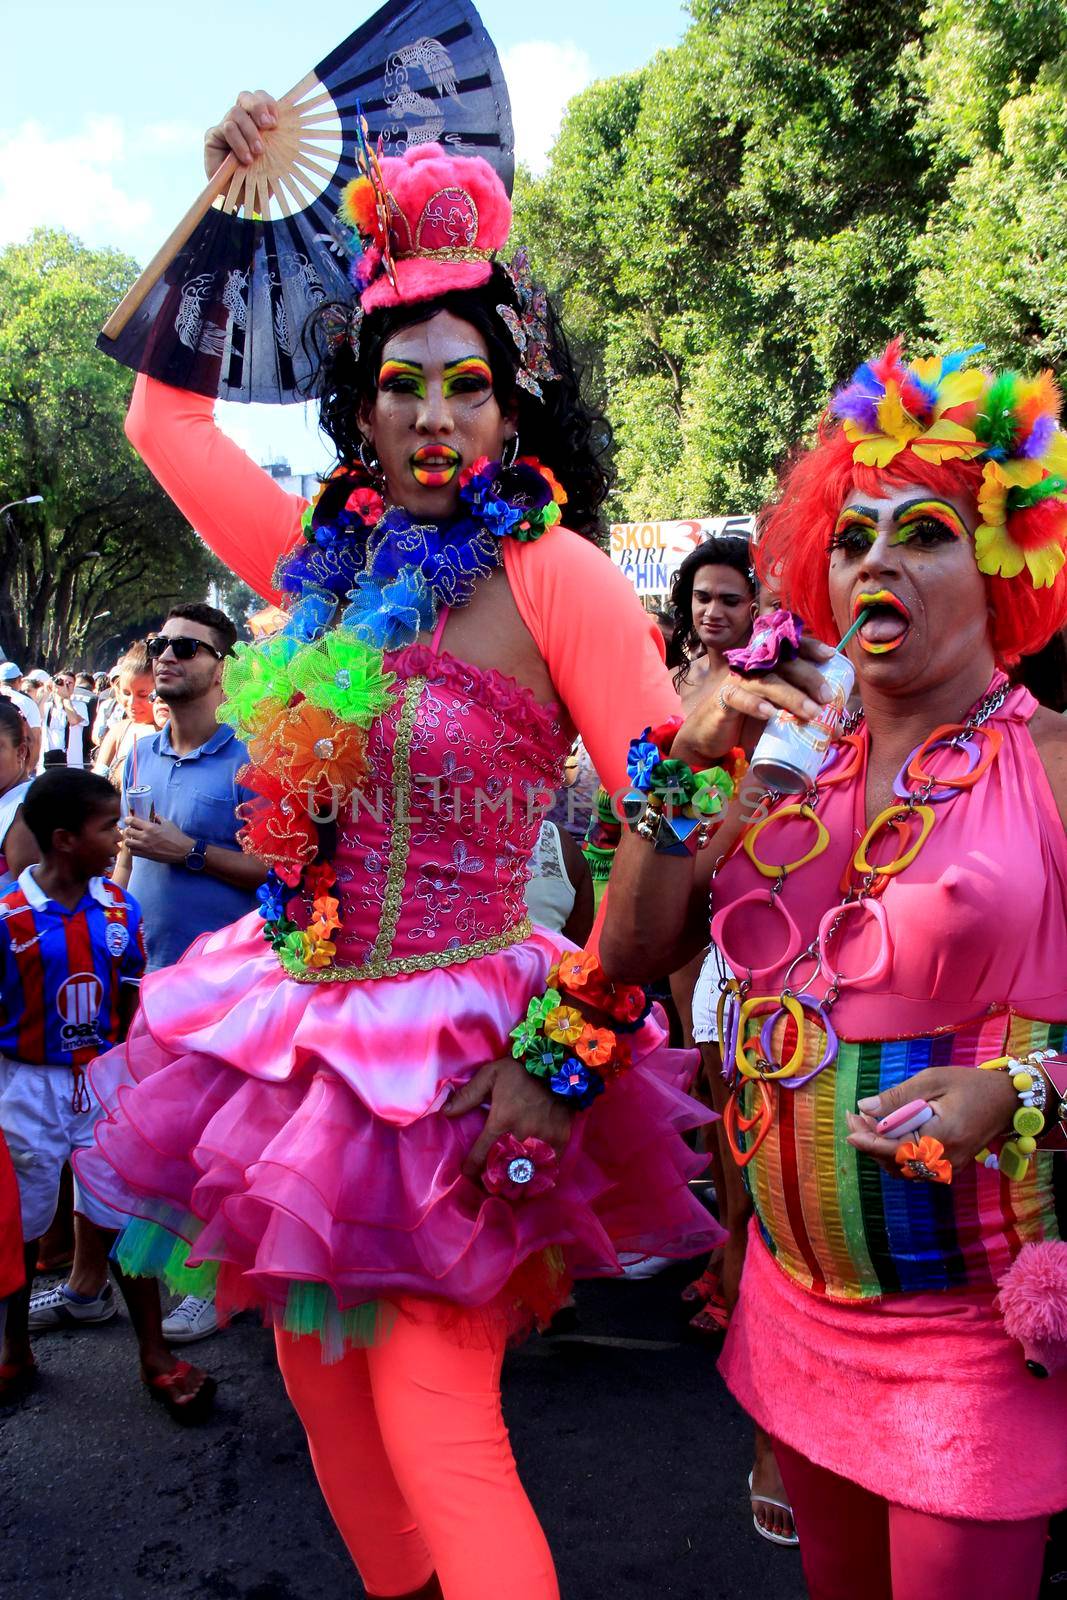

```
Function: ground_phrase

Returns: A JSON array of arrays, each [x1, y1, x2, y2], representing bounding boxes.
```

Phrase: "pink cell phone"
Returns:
[[876, 1099, 934, 1139]]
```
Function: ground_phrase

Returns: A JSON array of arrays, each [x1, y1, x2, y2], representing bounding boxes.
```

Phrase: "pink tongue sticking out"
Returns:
[[860, 611, 908, 644]]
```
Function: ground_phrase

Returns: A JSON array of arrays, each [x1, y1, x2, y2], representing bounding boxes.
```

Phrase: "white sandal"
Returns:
[[748, 1469, 800, 1547]]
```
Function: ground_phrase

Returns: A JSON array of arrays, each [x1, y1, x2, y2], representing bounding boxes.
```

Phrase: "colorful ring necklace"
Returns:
[[712, 676, 1009, 1163]]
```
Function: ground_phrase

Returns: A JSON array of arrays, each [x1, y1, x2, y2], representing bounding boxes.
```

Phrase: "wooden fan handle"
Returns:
[[101, 69, 321, 342], [101, 154, 239, 339]]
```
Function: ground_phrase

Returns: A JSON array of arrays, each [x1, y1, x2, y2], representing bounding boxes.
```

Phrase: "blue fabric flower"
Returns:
[[256, 873, 288, 923], [549, 1058, 605, 1110], [480, 497, 525, 538], [626, 733, 660, 792], [277, 589, 338, 652], [341, 570, 436, 652]]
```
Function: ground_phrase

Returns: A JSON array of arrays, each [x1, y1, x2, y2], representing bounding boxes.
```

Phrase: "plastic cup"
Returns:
[[126, 785, 154, 821]]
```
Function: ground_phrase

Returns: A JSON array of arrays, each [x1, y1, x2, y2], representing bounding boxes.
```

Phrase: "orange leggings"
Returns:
[[275, 1300, 559, 1600]]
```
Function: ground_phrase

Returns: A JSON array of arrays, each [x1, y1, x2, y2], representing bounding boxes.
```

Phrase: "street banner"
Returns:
[[609, 515, 755, 601]]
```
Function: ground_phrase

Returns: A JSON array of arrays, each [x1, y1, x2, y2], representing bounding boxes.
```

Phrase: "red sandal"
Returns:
[[142, 1360, 217, 1425]]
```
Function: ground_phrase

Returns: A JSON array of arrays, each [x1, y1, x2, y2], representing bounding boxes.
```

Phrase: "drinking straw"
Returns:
[[836, 608, 872, 653]]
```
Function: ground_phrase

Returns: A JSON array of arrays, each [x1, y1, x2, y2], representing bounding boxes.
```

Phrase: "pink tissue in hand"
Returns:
[[724, 609, 804, 676], [482, 1134, 559, 1200], [996, 1240, 1067, 1377]]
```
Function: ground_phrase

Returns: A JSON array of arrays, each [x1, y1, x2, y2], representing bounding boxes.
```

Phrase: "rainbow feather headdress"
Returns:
[[831, 340, 1067, 589]]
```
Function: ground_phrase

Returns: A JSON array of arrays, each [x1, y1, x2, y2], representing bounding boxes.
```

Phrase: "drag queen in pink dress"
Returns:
[[76, 93, 718, 1600]]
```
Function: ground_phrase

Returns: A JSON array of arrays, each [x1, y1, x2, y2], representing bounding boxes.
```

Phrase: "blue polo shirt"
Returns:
[[121, 722, 256, 971]]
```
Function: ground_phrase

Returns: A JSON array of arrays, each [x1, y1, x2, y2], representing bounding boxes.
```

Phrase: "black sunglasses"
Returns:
[[147, 635, 225, 662]]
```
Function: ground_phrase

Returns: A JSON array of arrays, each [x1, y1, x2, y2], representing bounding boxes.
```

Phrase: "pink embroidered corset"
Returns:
[[315, 644, 569, 981]]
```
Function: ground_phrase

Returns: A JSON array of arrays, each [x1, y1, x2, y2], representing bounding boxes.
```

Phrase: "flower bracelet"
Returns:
[[625, 721, 735, 856], [509, 951, 650, 1109]]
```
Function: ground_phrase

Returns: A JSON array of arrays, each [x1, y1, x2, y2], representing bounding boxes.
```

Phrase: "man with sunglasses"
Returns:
[[113, 605, 267, 980], [39, 668, 90, 771]]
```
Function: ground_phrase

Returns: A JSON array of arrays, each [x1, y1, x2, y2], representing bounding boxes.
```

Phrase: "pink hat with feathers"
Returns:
[[339, 144, 511, 312]]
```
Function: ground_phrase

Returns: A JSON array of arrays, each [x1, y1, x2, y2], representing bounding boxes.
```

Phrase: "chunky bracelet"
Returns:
[[509, 952, 649, 1110], [625, 723, 736, 856], [976, 1051, 1055, 1179]]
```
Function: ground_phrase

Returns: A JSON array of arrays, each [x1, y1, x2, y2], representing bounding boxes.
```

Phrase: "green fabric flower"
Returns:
[[509, 1016, 542, 1059], [286, 628, 396, 727], [691, 765, 735, 816], [649, 759, 697, 804], [219, 638, 295, 738]]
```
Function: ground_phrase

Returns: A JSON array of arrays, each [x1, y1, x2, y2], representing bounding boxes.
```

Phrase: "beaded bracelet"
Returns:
[[509, 951, 650, 1110], [976, 1051, 1055, 1179]]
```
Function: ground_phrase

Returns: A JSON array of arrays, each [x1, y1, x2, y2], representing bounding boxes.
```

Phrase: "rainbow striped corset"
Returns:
[[737, 1010, 1066, 1300]]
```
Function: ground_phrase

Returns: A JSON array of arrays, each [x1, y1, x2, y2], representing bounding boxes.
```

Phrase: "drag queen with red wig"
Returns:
[[75, 94, 719, 1600], [603, 342, 1067, 1599]]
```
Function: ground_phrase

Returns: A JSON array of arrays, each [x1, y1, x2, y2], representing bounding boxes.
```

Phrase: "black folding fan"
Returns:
[[97, 0, 513, 404]]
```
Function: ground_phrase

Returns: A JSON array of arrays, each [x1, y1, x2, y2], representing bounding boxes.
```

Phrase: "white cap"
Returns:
[[24, 669, 50, 684], [0, 663, 20, 682]]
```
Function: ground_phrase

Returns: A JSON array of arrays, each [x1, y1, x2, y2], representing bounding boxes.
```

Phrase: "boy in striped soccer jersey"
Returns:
[[0, 769, 215, 1418]]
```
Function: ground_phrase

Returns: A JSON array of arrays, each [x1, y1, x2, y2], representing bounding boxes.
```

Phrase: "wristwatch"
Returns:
[[185, 837, 208, 873]]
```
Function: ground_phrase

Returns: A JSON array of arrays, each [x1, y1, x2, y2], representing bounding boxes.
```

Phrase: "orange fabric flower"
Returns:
[[310, 894, 342, 936], [575, 1024, 616, 1068], [895, 1135, 952, 1184], [556, 950, 600, 992], [274, 701, 368, 801]]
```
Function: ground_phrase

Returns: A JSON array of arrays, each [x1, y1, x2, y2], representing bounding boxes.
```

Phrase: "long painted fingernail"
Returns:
[[802, 698, 822, 718], [253, 139, 263, 154], [857, 1096, 881, 1113]]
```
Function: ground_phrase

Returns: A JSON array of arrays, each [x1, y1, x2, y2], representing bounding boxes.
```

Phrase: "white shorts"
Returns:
[[691, 943, 736, 1045], [0, 1057, 128, 1240]]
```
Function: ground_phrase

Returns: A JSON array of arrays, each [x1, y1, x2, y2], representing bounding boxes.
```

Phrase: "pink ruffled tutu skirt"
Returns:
[[75, 912, 719, 1347]]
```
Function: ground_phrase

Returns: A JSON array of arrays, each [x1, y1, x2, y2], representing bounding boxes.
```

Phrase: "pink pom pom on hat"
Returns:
[[341, 144, 512, 312]]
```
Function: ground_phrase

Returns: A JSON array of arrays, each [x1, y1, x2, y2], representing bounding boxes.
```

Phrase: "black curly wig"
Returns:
[[301, 267, 612, 540], [665, 537, 758, 679]]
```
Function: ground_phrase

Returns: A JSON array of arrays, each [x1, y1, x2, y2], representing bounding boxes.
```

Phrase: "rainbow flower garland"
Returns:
[[219, 455, 568, 976]]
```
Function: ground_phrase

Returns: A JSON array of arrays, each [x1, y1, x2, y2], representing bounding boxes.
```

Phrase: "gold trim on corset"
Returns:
[[278, 675, 535, 983], [284, 916, 534, 983]]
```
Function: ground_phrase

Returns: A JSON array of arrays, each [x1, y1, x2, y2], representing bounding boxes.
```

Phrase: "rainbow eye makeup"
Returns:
[[378, 360, 426, 396], [829, 507, 879, 552], [442, 357, 493, 397], [891, 499, 969, 544]]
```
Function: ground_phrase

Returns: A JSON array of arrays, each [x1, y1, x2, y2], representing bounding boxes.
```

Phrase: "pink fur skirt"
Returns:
[[719, 1225, 1067, 1520]]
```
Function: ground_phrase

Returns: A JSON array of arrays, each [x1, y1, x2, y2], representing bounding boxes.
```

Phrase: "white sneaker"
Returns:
[[618, 1253, 674, 1280], [161, 1294, 218, 1344], [28, 1280, 118, 1330]]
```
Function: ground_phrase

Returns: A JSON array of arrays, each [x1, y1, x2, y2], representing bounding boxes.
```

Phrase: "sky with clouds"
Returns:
[[2, 1, 686, 473]]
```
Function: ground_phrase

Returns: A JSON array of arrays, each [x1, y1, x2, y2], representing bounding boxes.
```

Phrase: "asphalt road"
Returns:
[[1, 1260, 806, 1600]]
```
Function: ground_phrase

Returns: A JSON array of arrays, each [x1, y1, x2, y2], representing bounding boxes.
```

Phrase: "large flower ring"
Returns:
[[482, 1134, 560, 1200]]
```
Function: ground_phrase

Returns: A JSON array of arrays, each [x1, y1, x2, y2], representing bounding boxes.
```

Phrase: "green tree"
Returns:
[[914, 0, 1067, 363], [0, 228, 217, 668], [516, 0, 1066, 527]]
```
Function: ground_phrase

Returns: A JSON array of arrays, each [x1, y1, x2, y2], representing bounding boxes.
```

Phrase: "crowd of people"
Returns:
[[1, 75, 1066, 1600]]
